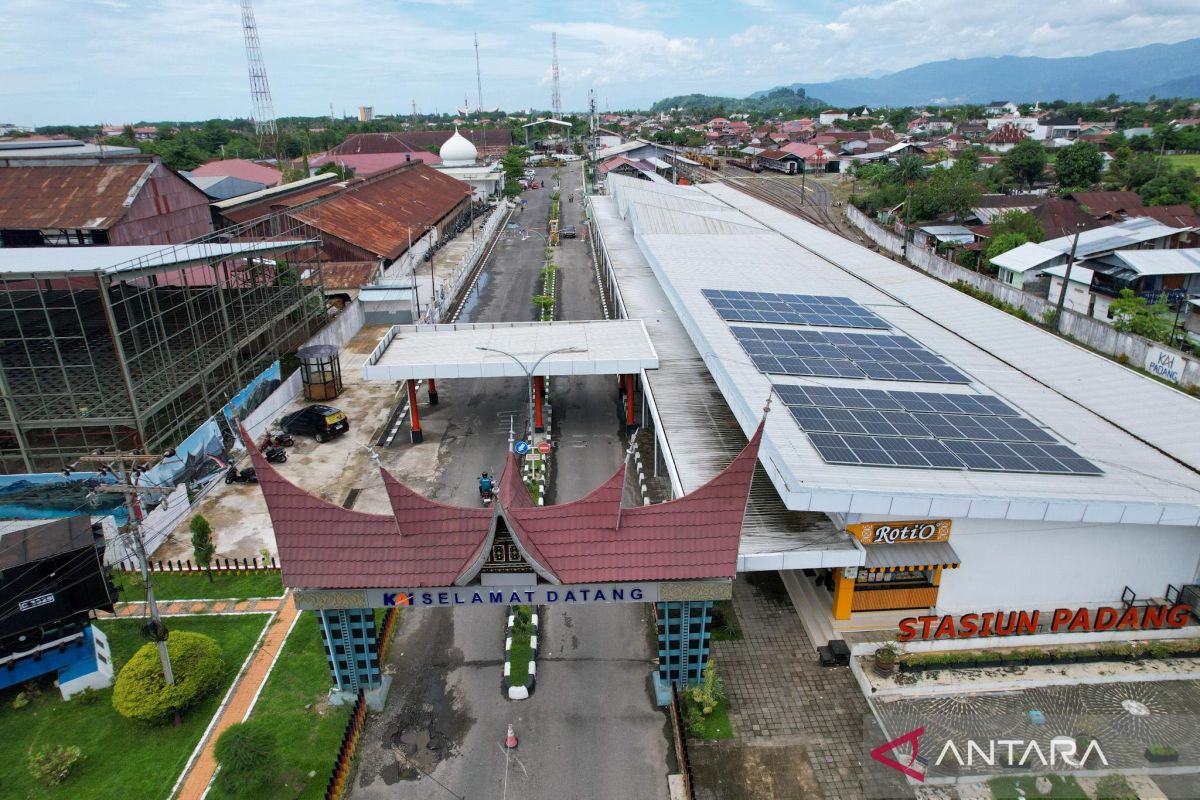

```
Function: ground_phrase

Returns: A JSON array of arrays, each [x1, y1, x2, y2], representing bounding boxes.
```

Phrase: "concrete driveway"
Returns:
[[349, 162, 671, 800]]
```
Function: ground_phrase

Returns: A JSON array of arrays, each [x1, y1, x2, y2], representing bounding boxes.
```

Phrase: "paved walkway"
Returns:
[[173, 592, 300, 800], [690, 573, 912, 800], [104, 597, 285, 617]]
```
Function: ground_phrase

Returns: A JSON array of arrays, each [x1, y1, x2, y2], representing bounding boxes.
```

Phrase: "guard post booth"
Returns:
[[832, 520, 961, 620]]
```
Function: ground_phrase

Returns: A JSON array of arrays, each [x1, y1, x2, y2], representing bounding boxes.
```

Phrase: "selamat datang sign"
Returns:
[[847, 519, 951, 546]]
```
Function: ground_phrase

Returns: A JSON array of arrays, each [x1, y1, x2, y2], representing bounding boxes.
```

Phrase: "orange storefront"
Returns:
[[832, 520, 961, 620]]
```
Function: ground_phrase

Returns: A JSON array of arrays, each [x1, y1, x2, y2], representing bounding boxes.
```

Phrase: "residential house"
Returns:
[[985, 101, 1019, 116], [1045, 249, 1200, 321], [990, 217, 1188, 289], [984, 124, 1028, 153], [818, 110, 849, 126]]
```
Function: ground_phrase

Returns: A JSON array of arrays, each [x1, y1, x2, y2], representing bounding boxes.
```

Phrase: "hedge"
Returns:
[[112, 631, 225, 723]]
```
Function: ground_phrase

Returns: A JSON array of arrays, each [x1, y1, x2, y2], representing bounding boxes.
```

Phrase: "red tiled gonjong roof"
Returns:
[[244, 420, 764, 589]]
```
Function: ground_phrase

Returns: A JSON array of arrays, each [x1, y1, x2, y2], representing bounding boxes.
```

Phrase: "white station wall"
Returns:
[[930, 518, 1200, 613]]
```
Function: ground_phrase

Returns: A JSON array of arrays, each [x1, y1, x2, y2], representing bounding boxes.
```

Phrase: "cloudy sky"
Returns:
[[3, 0, 1198, 125]]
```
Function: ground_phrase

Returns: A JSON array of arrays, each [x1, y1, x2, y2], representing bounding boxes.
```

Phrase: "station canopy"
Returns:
[[362, 320, 659, 381]]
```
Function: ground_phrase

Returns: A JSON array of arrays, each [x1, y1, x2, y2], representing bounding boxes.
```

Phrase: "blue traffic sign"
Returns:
[[513, 440, 530, 455]]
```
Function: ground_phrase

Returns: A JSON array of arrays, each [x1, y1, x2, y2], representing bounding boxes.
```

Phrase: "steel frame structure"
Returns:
[[0, 216, 326, 473]]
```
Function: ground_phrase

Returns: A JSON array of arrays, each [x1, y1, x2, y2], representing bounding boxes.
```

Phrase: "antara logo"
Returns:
[[870, 727, 1108, 782]]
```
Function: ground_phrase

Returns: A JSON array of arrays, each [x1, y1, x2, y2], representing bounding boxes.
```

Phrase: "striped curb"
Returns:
[[502, 606, 539, 700]]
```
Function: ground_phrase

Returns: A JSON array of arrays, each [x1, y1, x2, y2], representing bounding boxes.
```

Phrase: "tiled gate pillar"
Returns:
[[317, 608, 382, 698], [655, 600, 713, 689]]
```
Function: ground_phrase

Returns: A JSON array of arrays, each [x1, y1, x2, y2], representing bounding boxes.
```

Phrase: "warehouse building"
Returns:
[[593, 174, 1200, 646]]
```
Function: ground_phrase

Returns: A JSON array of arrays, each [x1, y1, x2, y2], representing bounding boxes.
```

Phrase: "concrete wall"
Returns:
[[1047, 275, 1092, 315], [845, 205, 1200, 388], [933, 517, 1200, 613]]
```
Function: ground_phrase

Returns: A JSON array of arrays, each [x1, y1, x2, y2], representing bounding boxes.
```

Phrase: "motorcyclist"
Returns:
[[479, 472, 493, 498]]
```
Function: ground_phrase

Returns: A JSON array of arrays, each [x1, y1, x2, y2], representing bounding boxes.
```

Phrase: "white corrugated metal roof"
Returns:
[[989, 242, 1063, 273], [597, 174, 1200, 526], [593, 190, 856, 571], [1106, 249, 1200, 277], [1041, 264, 1095, 284], [1041, 217, 1185, 257]]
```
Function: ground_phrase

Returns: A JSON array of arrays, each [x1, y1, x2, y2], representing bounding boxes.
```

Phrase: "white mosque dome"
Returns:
[[440, 128, 477, 166]]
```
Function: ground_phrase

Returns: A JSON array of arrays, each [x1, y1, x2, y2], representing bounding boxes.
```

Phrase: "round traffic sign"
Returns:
[[513, 440, 530, 455], [537, 441, 552, 455]]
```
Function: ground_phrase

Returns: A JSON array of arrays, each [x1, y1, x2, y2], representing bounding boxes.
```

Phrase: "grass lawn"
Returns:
[[0, 614, 269, 800], [989, 774, 1087, 799], [687, 697, 734, 740], [208, 612, 351, 800], [113, 569, 283, 602], [1166, 153, 1200, 171], [509, 605, 533, 685], [710, 599, 743, 642]]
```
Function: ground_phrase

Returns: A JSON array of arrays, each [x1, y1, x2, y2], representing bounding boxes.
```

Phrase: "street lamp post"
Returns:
[[476, 345, 583, 439]]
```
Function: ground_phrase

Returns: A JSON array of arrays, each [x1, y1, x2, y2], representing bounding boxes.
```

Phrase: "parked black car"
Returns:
[[560, 224, 577, 239], [279, 405, 350, 443]]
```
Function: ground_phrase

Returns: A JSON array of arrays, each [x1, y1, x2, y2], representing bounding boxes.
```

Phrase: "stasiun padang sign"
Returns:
[[898, 604, 1193, 641]]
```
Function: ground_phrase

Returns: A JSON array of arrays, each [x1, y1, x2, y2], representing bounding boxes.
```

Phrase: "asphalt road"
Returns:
[[350, 162, 669, 800]]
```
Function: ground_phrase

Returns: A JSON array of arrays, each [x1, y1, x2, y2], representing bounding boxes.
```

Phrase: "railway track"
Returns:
[[720, 174, 842, 232]]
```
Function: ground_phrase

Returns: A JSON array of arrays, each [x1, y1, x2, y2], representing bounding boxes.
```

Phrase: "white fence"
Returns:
[[845, 205, 1200, 389], [419, 201, 513, 324]]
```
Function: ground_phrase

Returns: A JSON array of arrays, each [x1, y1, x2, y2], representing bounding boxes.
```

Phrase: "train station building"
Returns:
[[591, 174, 1200, 649]]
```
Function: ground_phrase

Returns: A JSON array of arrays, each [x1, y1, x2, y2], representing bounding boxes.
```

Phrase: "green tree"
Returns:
[[315, 161, 354, 181], [1000, 139, 1047, 188], [991, 210, 1044, 243], [1054, 140, 1104, 189], [1138, 166, 1200, 207], [189, 514, 214, 580], [1109, 289, 1176, 343], [986, 232, 1029, 261], [951, 147, 980, 176], [1104, 143, 1133, 189]]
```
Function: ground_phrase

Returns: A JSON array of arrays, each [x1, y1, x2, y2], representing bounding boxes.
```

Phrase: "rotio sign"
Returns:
[[847, 519, 951, 546]]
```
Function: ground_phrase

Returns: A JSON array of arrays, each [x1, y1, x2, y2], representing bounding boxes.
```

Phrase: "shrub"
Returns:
[[11, 691, 30, 709], [685, 661, 725, 719], [215, 721, 277, 795], [1146, 743, 1178, 757], [27, 744, 84, 786], [1094, 774, 1137, 800], [73, 687, 102, 706], [112, 631, 224, 723]]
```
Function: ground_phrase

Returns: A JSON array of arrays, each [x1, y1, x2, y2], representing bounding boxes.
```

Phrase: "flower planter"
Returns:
[[1026, 656, 1053, 667], [1076, 653, 1104, 664], [874, 660, 897, 677], [1145, 749, 1179, 763], [1000, 658, 1025, 668]]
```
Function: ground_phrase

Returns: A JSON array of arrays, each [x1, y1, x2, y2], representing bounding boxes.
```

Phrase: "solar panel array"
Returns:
[[703, 289, 889, 329], [732, 326, 970, 384], [774, 384, 1102, 475]]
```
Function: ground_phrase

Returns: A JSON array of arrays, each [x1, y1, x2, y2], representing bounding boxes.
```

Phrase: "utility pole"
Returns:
[[85, 450, 175, 685], [1052, 230, 1082, 333]]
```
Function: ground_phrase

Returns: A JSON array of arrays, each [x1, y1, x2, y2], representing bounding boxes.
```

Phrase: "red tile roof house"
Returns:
[[984, 123, 1028, 153], [191, 158, 282, 187]]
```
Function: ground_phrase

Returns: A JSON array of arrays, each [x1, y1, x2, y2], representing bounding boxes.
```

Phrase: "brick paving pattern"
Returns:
[[707, 574, 909, 799], [104, 597, 285, 617]]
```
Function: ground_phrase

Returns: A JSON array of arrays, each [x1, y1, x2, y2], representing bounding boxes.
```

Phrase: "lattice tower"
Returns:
[[240, 0, 277, 155], [551, 32, 561, 120]]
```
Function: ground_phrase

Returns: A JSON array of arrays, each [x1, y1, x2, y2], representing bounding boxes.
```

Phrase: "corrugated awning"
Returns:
[[863, 542, 960, 572]]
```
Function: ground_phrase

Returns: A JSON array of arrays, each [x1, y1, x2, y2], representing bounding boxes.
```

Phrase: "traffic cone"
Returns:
[[505, 723, 518, 749]]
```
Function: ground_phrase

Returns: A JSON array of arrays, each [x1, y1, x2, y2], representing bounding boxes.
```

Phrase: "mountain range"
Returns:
[[751, 39, 1200, 108]]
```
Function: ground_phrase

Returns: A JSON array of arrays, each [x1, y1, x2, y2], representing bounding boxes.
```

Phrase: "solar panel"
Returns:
[[732, 326, 969, 384], [774, 383, 1102, 476], [703, 289, 889, 329]]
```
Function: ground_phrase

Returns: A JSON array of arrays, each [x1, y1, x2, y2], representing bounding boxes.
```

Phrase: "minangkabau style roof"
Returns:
[[244, 420, 763, 590]]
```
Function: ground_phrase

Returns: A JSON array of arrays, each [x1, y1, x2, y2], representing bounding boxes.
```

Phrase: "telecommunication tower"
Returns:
[[240, 0, 277, 156], [474, 33, 484, 114], [551, 32, 562, 120]]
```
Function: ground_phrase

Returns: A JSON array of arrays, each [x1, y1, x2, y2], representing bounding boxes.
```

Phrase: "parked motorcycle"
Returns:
[[262, 431, 294, 448], [262, 445, 287, 464], [225, 465, 258, 484]]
